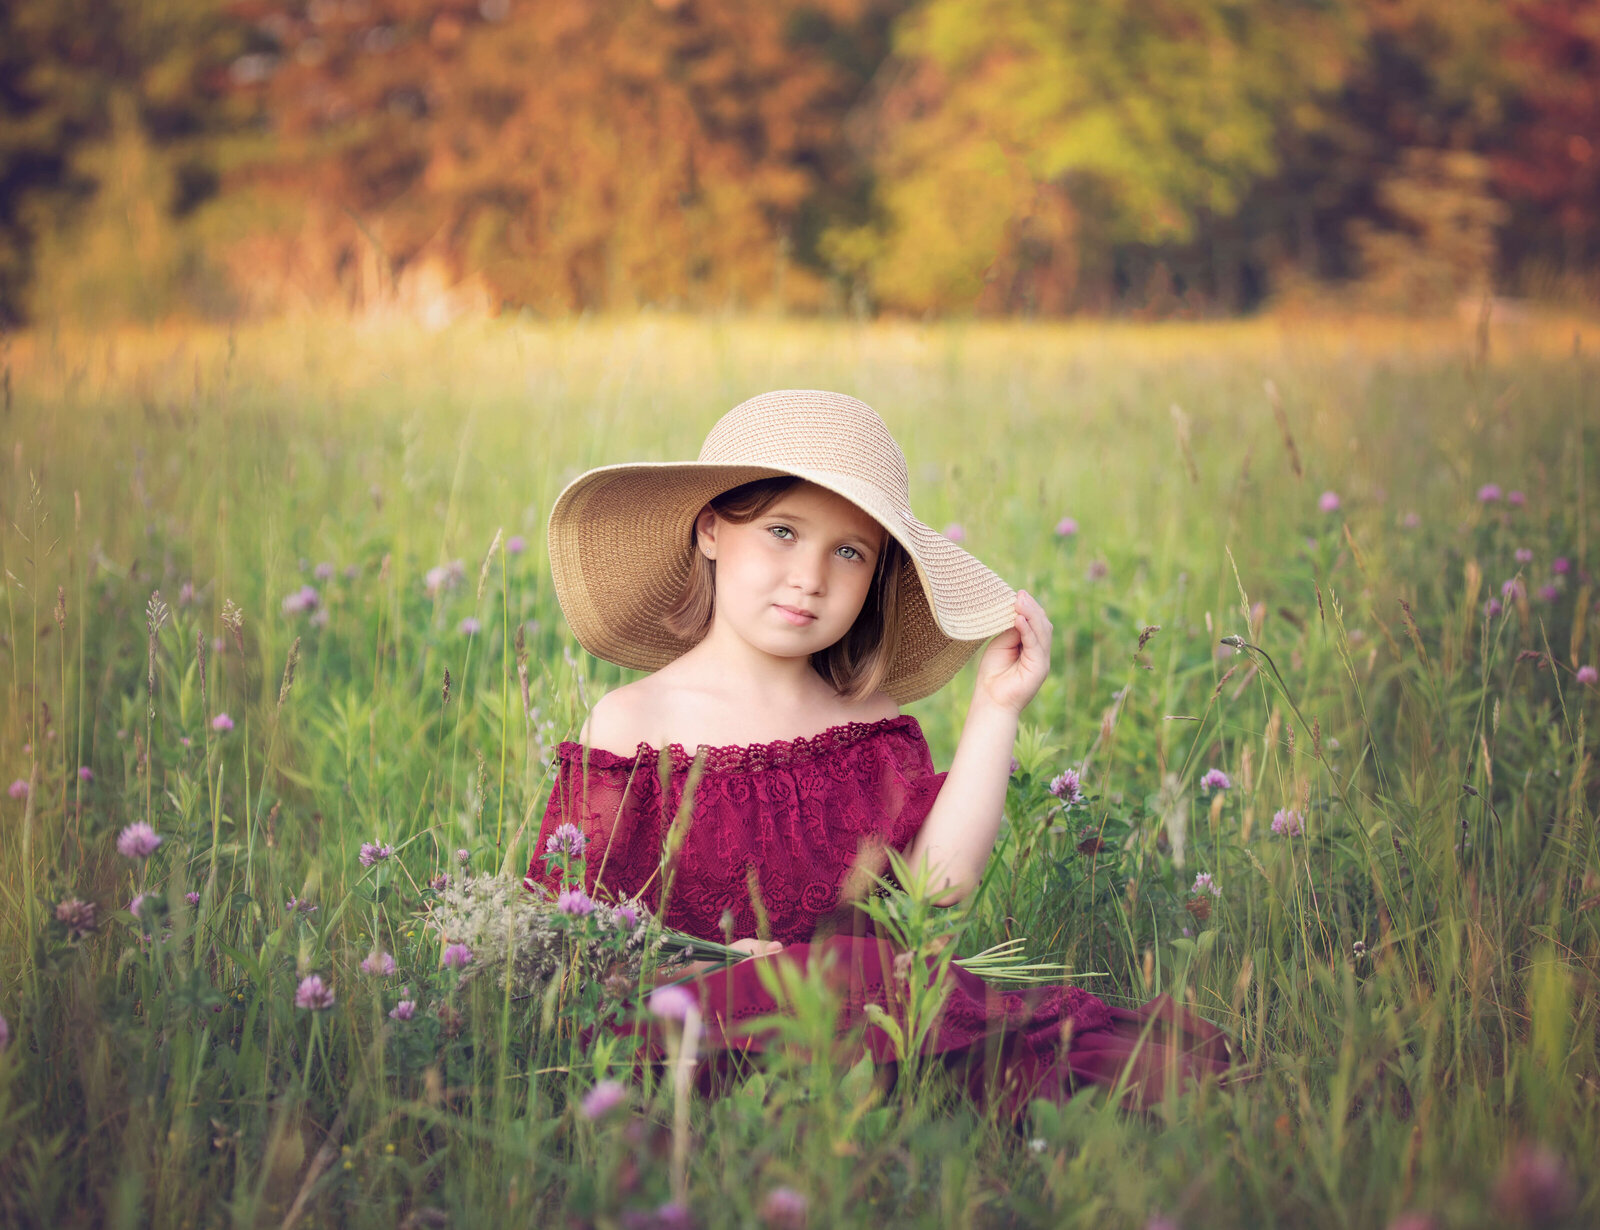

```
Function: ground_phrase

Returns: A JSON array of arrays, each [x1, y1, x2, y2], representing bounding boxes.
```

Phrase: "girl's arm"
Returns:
[[903, 590, 1052, 907]]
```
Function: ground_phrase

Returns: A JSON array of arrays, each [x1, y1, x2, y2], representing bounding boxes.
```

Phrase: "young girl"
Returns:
[[526, 389, 1231, 1124]]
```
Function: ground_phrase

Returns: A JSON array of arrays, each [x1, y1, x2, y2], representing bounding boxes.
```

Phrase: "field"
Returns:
[[1, 309, 1598, 1229]]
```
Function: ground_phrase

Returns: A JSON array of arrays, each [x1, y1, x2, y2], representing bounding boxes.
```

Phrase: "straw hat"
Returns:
[[546, 389, 1018, 703]]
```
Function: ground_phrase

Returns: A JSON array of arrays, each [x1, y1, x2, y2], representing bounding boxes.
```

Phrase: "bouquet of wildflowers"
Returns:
[[422, 822, 746, 1007]]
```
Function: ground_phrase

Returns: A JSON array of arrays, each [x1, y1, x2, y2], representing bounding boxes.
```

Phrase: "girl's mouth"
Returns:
[[774, 604, 817, 626]]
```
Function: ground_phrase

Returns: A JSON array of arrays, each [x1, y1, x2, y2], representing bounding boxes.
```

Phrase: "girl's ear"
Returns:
[[694, 506, 719, 560]]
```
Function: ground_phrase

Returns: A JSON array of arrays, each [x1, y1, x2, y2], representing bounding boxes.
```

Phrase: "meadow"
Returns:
[[1, 308, 1597, 1229]]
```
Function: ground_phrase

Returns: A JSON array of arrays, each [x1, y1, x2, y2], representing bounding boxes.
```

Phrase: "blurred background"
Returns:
[[0, 0, 1596, 330]]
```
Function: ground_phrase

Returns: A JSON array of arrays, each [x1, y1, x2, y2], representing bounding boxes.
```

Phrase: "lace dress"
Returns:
[[524, 715, 1232, 1124]]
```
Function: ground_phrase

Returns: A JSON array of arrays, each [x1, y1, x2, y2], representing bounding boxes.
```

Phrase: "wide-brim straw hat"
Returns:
[[546, 389, 1017, 704]]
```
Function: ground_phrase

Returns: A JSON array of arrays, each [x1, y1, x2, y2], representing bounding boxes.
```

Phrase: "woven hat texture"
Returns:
[[546, 389, 1017, 703]]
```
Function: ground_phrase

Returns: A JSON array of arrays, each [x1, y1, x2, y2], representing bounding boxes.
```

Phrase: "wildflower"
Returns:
[[1477, 483, 1502, 503], [0, 1012, 8, 1053], [77, 766, 93, 782], [557, 887, 596, 916], [281, 585, 320, 615], [1270, 809, 1304, 837], [458, 616, 481, 635], [1552, 557, 1571, 575], [1507, 490, 1526, 507], [1048, 768, 1083, 806], [129, 893, 149, 919], [389, 999, 416, 1021], [1008, 755, 1020, 776], [1026, 1138, 1047, 1154], [1352, 940, 1367, 958], [55, 897, 98, 938], [185, 891, 201, 906], [579, 1079, 628, 1121], [358, 841, 394, 867], [1401, 511, 1421, 529], [648, 984, 695, 1022], [612, 902, 640, 929], [178, 580, 196, 606], [313, 562, 335, 581], [506, 534, 527, 555], [1514, 547, 1534, 564], [759, 1187, 808, 1230], [1501, 578, 1525, 602], [455, 848, 470, 865], [1318, 490, 1341, 513], [424, 566, 449, 596], [1485, 598, 1503, 618], [1191, 872, 1221, 898], [179, 736, 192, 748], [310, 608, 329, 629], [286, 896, 318, 914], [294, 974, 336, 1011], [942, 523, 966, 542], [211, 713, 234, 733], [1536, 584, 1559, 603], [1200, 769, 1232, 792], [1577, 665, 1598, 686], [116, 822, 163, 860], [1493, 1143, 1574, 1225], [1086, 559, 1109, 581], [429, 873, 450, 891], [1055, 516, 1079, 537], [360, 951, 398, 976], [6, 779, 27, 800], [441, 942, 474, 969], [544, 822, 587, 860]]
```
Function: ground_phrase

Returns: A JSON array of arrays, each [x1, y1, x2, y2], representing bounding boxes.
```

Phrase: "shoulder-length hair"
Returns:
[[663, 476, 904, 703]]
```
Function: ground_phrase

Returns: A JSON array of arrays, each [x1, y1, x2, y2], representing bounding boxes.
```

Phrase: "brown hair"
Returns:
[[664, 476, 905, 703]]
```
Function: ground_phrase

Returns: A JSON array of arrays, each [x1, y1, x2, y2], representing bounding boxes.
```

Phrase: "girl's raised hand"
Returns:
[[973, 590, 1053, 715]]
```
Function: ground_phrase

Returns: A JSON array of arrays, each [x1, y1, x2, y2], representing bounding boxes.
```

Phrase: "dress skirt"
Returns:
[[584, 932, 1235, 1127]]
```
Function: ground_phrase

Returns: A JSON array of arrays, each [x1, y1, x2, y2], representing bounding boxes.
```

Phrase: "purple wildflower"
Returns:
[[6, 779, 27, 801], [506, 535, 527, 555], [1501, 578, 1526, 601], [455, 848, 470, 865], [55, 898, 97, 938], [557, 887, 596, 916], [441, 942, 474, 969], [389, 999, 416, 1021], [1270, 809, 1305, 837], [429, 873, 450, 891], [1493, 1143, 1574, 1225], [1537, 584, 1560, 602], [1318, 490, 1341, 513], [1485, 597, 1503, 618], [313, 562, 335, 581], [1055, 516, 1079, 537], [1008, 755, 1020, 776], [286, 896, 318, 914], [759, 1188, 809, 1230], [1552, 556, 1571, 575], [281, 585, 320, 616], [1576, 665, 1598, 686], [1514, 547, 1534, 564], [1401, 511, 1421, 529], [116, 822, 163, 860], [648, 984, 696, 1022], [612, 902, 640, 929], [579, 1079, 628, 1121], [358, 841, 393, 867], [129, 893, 149, 919], [942, 523, 966, 542], [0, 1011, 9, 1053], [1200, 769, 1232, 791], [544, 822, 587, 860], [360, 951, 397, 976], [77, 766, 93, 782], [1048, 768, 1083, 806], [1191, 872, 1221, 898], [458, 616, 481, 636], [1507, 490, 1526, 507], [1086, 559, 1109, 581], [185, 891, 201, 906], [294, 974, 335, 1011], [1477, 483, 1502, 503], [211, 713, 234, 733]]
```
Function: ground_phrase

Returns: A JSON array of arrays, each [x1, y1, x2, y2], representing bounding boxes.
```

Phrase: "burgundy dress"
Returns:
[[524, 715, 1232, 1125]]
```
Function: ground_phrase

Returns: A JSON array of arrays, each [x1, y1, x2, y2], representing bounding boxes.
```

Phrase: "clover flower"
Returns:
[[1537, 584, 1560, 603], [1507, 490, 1526, 507], [1501, 578, 1526, 602], [430, 873, 450, 892], [313, 562, 335, 581], [1086, 559, 1109, 581], [648, 984, 695, 1022], [55, 897, 98, 938], [441, 942, 474, 969], [1191, 872, 1222, 898], [1401, 511, 1421, 529], [1318, 490, 1341, 513], [759, 1188, 808, 1230], [185, 891, 201, 906], [1577, 665, 1598, 686], [544, 822, 587, 860], [286, 896, 318, 914], [1054, 516, 1078, 537], [506, 535, 527, 555], [360, 951, 397, 976], [359, 841, 394, 867], [389, 999, 416, 1021], [1270, 809, 1305, 837], [294, 974, 335, 1011], [6, 779, 26, 801], [116, 822, 163, 860], [1477, 483, 1502, 503], [579, 1079, 628, 1121], [557, 887, 595, 916], [129, 893, 149, 919], [0, 1012, 9, 1053], [211, 713, 234, 733], [456, 848, 471, 865], [78, 766, 93, 782], [1485, 598, 1503, 618], [458, 616, 481, 636], [611, 902, 640, 929], [281, 585, 320, 616], [1047, 768, 1083, 807], [942, 523, 966, 542], [1552, 557, 1571, 575], [1200, 769, 1232, 791], [1514, 547, 1534, 564]]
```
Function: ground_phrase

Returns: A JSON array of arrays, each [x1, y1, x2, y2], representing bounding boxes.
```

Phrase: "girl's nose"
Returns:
[[789, 549, 827, 594]]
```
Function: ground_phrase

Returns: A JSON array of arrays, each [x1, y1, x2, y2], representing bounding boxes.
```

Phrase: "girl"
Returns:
[[526, 389, 1231, 1124]]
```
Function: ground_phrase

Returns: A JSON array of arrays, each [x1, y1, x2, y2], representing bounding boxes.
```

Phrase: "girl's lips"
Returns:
[[774, 604, 817, 626]]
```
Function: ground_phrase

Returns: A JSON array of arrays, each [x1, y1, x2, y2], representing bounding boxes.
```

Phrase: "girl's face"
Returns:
[[695, 482, 887, 661]]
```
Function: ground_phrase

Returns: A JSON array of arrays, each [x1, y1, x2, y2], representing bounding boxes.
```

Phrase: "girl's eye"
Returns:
[[768, 525, 795, 540], [837, 546, 863, 561]]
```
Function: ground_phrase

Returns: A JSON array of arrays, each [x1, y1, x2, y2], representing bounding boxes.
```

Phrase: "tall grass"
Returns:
[[0, 309, 1596, 1228]]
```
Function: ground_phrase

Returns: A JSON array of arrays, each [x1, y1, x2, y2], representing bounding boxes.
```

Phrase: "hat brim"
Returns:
[[546, 461, 1017, 704]]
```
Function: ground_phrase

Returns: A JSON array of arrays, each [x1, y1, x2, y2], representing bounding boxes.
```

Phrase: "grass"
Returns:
[[0, 307, 1597, 1229]]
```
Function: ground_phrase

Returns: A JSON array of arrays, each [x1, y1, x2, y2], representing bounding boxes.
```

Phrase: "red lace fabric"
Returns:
[[524, 716, 944, 945], [524, 715, 1236, 1124]]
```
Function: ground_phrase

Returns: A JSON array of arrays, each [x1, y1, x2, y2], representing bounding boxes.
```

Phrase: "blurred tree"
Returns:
[[0, 0, 250, 325]]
